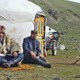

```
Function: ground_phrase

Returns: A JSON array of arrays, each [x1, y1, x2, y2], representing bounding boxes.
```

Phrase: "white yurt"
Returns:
[[0, 0, 43, 51], [45, 26, 57, 37]]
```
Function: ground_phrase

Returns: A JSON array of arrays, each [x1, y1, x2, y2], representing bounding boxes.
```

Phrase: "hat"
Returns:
[[36, 11, 46, 17], [31, 30, 37, 34]]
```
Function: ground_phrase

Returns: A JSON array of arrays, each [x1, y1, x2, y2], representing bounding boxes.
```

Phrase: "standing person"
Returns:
[[0, 26, 23, 68], [23, 30, 51, 68], [45, 35, 54, 50]]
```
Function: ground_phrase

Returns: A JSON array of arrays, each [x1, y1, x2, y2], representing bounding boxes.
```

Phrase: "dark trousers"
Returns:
[[0, 53, 23, 66], [23, 55, 50, 67]]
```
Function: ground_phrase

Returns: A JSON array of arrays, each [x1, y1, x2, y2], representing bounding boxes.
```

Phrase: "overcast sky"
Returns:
[[68, 0, 80, 3]]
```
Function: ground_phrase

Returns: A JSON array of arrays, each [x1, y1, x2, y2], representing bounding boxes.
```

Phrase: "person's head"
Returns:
[[50, 35, 54, 40], [31, 30, 37, 39], [0, 25, 5, 33]]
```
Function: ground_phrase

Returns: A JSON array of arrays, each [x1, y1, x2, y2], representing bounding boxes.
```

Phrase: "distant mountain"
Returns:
[[30, 0, 80, 51]]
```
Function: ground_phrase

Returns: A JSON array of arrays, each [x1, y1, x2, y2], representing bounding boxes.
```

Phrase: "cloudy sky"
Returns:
[[68, 0, 80, 3]]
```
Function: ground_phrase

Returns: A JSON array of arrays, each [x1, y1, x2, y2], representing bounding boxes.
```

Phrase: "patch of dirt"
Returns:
[[0, 64, 34, 71]]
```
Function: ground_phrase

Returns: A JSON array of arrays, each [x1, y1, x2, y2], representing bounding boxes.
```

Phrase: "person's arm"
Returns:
[[30, 51, 36, 59], [23, 38, 31, 53], [23, 38, 36, 59]]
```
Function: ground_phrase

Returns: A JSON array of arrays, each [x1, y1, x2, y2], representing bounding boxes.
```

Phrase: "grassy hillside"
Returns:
[[0, 1, 80, 80], [30, 0, 80, 52]]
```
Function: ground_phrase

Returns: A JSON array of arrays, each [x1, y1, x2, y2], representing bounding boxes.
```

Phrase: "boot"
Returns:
[[42, 63, 51, 68], [35, 58, 51, 68], [3, 62, 10, 68], [3, 58, 22, 68], [1, 58, 8, 67], [1, 58, 8, 63]]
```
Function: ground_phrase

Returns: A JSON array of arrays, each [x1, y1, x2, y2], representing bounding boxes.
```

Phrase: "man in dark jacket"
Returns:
[[23, 30, 51, 68], [0, 25, 23, 68]]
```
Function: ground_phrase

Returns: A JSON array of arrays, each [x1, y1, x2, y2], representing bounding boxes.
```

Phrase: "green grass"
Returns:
[[0, 0, 80, 80], [30, 0, 80, 52], [0, 51, 80, 80]]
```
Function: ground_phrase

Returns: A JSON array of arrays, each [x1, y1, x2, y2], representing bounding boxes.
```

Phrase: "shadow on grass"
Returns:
[[53, 62, 80, 66]]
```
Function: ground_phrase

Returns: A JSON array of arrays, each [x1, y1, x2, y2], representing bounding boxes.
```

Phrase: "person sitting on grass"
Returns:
[[23, 30, 51, 68], [0, 25, 23, 68]]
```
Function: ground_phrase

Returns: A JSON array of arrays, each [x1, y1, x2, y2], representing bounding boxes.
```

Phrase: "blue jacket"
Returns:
[[22, 36, 41, 60]]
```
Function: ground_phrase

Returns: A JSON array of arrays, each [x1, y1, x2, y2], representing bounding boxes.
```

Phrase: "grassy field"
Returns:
[[0, 50, 80, 80], [0, 0, 80, 80]]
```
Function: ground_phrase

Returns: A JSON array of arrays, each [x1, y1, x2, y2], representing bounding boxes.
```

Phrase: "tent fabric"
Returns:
[[45, 26, 56, 37], [0, 20, 34, 52], [0, 21, 34, 45], [0, 0, 42, 23], [0, 0, 43, 52]]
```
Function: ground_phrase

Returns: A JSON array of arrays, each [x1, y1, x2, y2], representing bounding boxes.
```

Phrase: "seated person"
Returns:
[[23, 30, 51, 68], [45, 32, 60, 50], [0, 26, 23, 68], [53, 32, 60, 41], [45, 35, 54, 50]]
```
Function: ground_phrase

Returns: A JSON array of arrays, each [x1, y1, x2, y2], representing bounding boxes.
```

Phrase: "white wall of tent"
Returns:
[[0, 0, 58, 52]]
